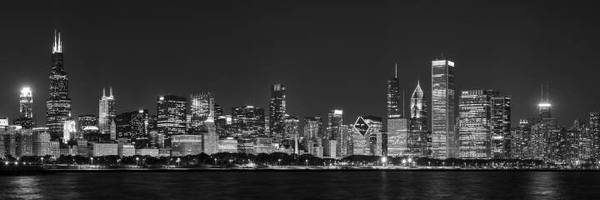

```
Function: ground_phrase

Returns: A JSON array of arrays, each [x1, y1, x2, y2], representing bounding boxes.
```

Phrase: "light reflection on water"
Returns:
[[0, 171, 599, 199], [7, 176, 42, 200]]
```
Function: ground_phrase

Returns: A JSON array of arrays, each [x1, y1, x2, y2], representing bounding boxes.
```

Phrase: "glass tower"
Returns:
[[430, 59, 456, 159], [269, 84, 286, 138]]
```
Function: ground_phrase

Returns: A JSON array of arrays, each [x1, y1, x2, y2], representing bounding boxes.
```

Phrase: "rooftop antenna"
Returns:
[[394, 62, 398, 78]]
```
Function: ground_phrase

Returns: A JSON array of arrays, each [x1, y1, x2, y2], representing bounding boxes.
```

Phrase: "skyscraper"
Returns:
[[490, 96, 511, 158], [189, 92, 215, 129], [457, 90, 494, 159], [386, 64, 409, 157], [19, 87, 33, 119], [99, 87, 116, 135], [431, 59, 456, 159], [387, 64, 402, 119], [303, 116, 323, 155], [269, 83, 286, 138], [408, 81, 428, 156], [156, 95, 188, 138], [327, 109, 345, 157], [352, 116, 384, 156], [15, 87, 34, 129], [590, 112, 600, 159], [46, 30, 72, 141], [231, 105, 266, 137], [283, 116, 300, 154]]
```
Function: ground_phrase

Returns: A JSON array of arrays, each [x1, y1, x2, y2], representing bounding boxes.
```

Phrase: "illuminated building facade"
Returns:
[[352, 116, 384, 156], [189, 92, 215, 129], [283, 116, 300, 154], [431, 59, 456, 158], [16, 87, 34, 129], [457, 90, 494, 159], [409, 81, 428, 156], [46, 30, 72, 140], [115, 109, 150, 142], [63, 118, 77, 143], [98, 87, 116, 135], [590, 112, 600, 159], [303, 116, 323, 154], [490, 96, 511, 158], [231, 105, 266, 137], [327, 109, 346, 157], [511, 119, 532, 159], [157, 95, 188, 138], [269, 83, 286, 138], [386, 64, 409, 157]]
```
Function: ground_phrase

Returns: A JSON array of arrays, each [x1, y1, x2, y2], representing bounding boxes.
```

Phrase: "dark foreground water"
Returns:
[[1, 171, 599, 199]]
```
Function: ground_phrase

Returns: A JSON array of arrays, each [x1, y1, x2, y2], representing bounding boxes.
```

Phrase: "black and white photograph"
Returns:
[[1, 0, 600, 199]]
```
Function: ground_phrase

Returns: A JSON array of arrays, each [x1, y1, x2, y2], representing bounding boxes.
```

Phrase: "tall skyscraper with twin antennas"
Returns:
[[99, 87, 116, 138], [46, 30, 72, 140]]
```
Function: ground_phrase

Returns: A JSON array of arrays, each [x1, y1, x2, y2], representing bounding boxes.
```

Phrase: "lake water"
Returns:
[[0, 171, 599, 199]]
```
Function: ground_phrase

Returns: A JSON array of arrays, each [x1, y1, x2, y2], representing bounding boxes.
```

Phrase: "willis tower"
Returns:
[[46, 30, 72, 141]]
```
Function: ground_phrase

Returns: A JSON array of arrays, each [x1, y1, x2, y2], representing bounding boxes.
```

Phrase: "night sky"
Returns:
[[1, 0, 599, 126]]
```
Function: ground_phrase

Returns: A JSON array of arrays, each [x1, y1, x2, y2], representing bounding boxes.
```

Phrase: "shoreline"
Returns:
[[3, 166, 600, 175]]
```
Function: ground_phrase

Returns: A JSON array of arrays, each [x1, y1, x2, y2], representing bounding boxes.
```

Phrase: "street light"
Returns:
[[305, 159, 309, 167], [136, 157, 140, 166], [90, 157, 94, 165], [381, 156, 388, 166], [277, 159, 282, 166]]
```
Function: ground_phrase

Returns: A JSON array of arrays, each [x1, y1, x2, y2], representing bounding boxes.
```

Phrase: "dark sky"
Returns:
[[1, 0, 599, 126]]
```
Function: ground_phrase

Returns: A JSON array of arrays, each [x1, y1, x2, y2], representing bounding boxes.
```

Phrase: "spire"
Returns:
[[394, 62, 398, 78], [52, 29, 62, 53], [109, 87, 113, 97], [102, 88, 106, 97], [411, 80, 424, 99]]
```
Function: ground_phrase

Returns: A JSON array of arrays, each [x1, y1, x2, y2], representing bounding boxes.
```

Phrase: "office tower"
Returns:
[[46, 30, 72, 140], [457, 90, 495, 159], [387, 64, 402, 118], [189, 92, 215, 129], [99, 87, 116, 134], [156, 95, 188, 138], [351, 116, 384, 156], [115, 110, 150, 141], [63, 118, 77, 143], [409, 81, 428, 156], [269, 84, 286, 138], [231, 105, 266, 137], [531, 84, 559, 161], [490, 96, 511, 158], [386, 64, 410, 157], [283, 116, 300, 154], [590, 112, 600, 159], [431, 58, 457, 159], [303, 116, 323, 155], [19, 87, 34, 118], [327, 109, 347, 157], [511, 119, 532, 159]]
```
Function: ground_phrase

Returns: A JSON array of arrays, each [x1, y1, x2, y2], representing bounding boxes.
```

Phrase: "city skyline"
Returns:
[[1, 1, 600, 127]]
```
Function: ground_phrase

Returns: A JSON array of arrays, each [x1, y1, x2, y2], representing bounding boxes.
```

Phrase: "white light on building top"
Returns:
[[538, 103, 552, 107]]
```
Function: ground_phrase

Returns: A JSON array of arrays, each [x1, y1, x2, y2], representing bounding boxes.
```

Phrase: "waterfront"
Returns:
[[1, 171, 599, 199]]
